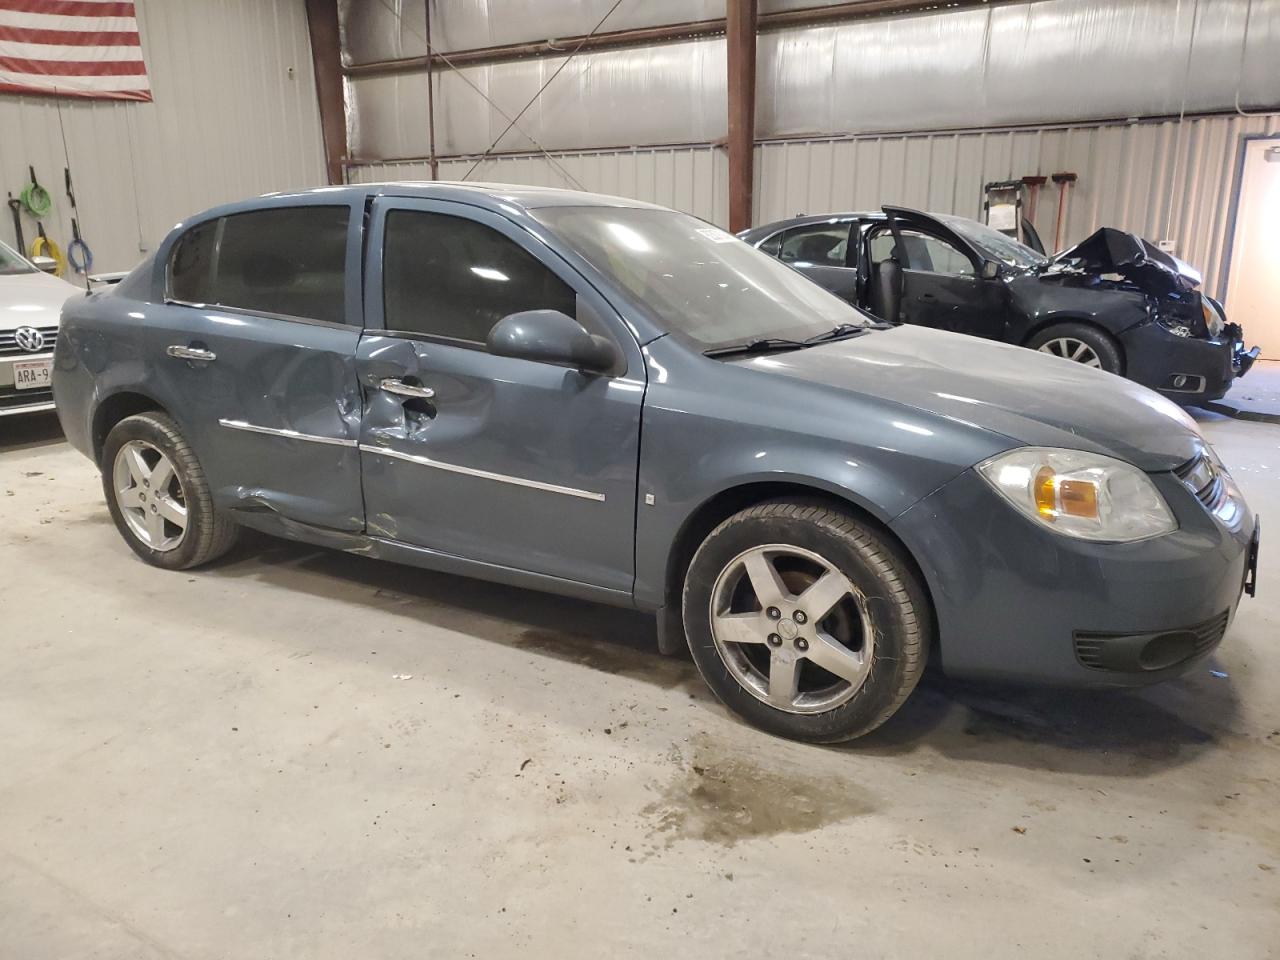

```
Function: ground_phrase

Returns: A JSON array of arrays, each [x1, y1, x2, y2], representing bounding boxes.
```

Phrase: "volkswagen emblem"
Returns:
[[13, 326, 46, 353]]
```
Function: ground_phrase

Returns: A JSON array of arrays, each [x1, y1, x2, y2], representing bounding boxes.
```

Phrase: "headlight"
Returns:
[[978, 447, 1177, 542], [1201, 297, 1225, 338]]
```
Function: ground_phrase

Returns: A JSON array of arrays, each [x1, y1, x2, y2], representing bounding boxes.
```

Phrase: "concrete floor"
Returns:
[[1, 409, 1277, 960]]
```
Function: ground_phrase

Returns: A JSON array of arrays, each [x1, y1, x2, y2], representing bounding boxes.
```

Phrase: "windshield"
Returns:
[[531, 206, 872, 350], [0, 239, 36, 276], [938, 215, 1048, 270]]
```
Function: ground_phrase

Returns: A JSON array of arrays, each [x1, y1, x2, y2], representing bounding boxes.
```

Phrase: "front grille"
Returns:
[[0, 325, 58, 356], [1074, 610, 1230, 672], [0, 382, 52, 407], [1175, 452, 1226, 511]]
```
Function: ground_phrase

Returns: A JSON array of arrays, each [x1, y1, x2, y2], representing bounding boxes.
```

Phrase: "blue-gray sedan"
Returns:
[[52, 183, 1259, 742]]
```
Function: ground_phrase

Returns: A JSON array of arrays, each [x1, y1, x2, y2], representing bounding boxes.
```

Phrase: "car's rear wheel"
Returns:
[[682, 500, 930, 743], [1028, 322, 1122, 374], [102, 412, 238, 570]]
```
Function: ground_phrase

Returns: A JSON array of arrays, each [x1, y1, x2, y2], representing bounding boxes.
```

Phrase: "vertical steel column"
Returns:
[[304, 0, 348, 185], [726, 0, 758, 232], [425, 0, 439, 180]]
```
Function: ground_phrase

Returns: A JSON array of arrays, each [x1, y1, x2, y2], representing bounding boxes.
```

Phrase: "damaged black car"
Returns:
[[739, 207, 1260, 404]]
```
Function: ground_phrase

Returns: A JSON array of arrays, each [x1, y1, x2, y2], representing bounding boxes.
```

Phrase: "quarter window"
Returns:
[[382, 210, 577, 344], [167, 206, 350, 325], [776, 223, 851, 268]]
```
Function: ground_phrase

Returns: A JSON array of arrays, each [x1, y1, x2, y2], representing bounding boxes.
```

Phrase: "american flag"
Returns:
[[0, 0, 151, 102]]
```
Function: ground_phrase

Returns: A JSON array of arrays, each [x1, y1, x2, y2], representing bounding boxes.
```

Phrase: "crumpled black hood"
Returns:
[[1048, 227, 1201, 296]]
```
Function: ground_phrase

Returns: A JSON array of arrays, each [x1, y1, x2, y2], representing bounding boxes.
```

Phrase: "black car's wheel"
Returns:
[[1027, 322, 1123, 374], [101, 412, 239, 570], [682, 500, 930, 743]]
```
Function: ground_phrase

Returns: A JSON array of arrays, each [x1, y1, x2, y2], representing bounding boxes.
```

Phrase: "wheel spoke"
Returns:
[[1084, 357, 1101, 368], [714, 611, 769, 646], [805, 632, 871, 686], [1069, 342, 1087, 361], [796, 570, 850, 622], [742, 549, 788, 607], [155, 494, 187, 529], [150, 457, 175, 493], [145, 508, 167, 544], [768, 653, 800, 707], [124, 446, 151, 486]]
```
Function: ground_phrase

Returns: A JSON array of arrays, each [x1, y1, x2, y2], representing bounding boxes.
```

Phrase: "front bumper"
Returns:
[[1120, 321, 1258, 404], [891, 463, 1255, 687], [0, 352, 55, 417]]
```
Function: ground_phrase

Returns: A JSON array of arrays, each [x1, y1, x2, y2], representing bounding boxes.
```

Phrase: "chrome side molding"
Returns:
[[358, 443, 606, 502], [217, 419, 357, 448]]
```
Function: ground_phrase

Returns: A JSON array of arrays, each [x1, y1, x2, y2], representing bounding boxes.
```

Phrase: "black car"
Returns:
[[739, 207, 1259, 404]]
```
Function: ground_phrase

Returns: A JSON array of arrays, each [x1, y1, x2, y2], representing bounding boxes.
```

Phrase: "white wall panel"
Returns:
[[0, 0, 326, 274], [754, 112, 1280, 297], [347, 144, 729, 226]]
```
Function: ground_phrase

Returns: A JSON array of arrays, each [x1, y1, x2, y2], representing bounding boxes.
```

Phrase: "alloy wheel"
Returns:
[[112, 439, 189, 552], [1038, 336, 1101, 367], [708, 544, 874, 715]]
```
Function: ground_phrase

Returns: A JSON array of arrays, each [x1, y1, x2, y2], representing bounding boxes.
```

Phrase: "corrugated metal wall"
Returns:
[[342, 0, 1280, 159], [346, 145, 729, 227], [346, 109, 1280, 294], [347, 38, 727, 160], [0, 0, 326, 274]]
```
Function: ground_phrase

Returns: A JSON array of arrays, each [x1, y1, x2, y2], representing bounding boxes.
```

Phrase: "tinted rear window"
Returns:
[[168, 206, 349, 324]]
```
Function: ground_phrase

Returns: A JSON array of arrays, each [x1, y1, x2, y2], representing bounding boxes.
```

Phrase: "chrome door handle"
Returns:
[[167, 345, 217, 362], [380, 378, 435, 400]]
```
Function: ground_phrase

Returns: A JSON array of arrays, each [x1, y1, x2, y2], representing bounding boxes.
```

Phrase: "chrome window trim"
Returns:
[[164, 300, 356, 330], [218, 418, 357, 448], [358, 443, 606, 502]]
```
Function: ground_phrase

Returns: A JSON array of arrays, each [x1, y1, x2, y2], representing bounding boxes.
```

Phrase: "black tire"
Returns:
[[682, 500, 930, 743], [101, 411, 238, 570], [1026, 321, 1123, 374]]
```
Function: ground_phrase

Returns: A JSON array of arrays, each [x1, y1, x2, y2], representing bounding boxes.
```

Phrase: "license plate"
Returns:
[[13, 359, 52, 391]]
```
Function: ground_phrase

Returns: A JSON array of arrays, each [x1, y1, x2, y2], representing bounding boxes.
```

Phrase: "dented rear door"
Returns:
[[154, 197, 366, 531]]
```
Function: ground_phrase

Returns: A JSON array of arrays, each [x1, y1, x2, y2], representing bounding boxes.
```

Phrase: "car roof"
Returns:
[[738, 211, 885, 243], [247, 181, 670, 214]]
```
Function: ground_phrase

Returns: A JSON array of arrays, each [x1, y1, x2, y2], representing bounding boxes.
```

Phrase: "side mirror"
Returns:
[[980, 259, 1001, 280], [487, 309, 620, 374], [32, 255, 58, 274]]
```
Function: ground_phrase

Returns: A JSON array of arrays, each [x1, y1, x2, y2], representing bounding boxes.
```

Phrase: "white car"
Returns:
[[1, 240, 80, 418]]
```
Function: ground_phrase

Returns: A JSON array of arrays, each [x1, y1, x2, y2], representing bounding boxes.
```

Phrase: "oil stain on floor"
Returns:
[[640, 734, 876, 850]]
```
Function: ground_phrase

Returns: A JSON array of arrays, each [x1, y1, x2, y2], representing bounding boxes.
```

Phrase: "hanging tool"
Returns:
[[20, 166, 52, 218], [7, 194, 25, 252], [64, 167, 93, 278], [1052, 172, 1078, 253], [31, 222, 66, 276], [1022, 175, 1047, 224], [56, 93, 94, 288]]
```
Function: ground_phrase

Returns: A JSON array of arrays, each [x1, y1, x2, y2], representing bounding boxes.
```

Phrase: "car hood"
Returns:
[[1, 270, 80, 331], [732, 325, 1202, 471], [1046, 227, 1200, 296]]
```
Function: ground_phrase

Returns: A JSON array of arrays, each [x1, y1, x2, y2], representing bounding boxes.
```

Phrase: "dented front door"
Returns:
[[354, 197, 644, 594]]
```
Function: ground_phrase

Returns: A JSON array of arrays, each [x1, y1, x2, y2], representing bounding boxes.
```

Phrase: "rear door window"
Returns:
[[167, 206, 350, 324]]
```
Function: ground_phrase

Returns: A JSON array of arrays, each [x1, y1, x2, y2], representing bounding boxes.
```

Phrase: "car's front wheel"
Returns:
[[682, 500, 930, 743], [1028, 322, 1123, 374], [101, 411, 238, 570]]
